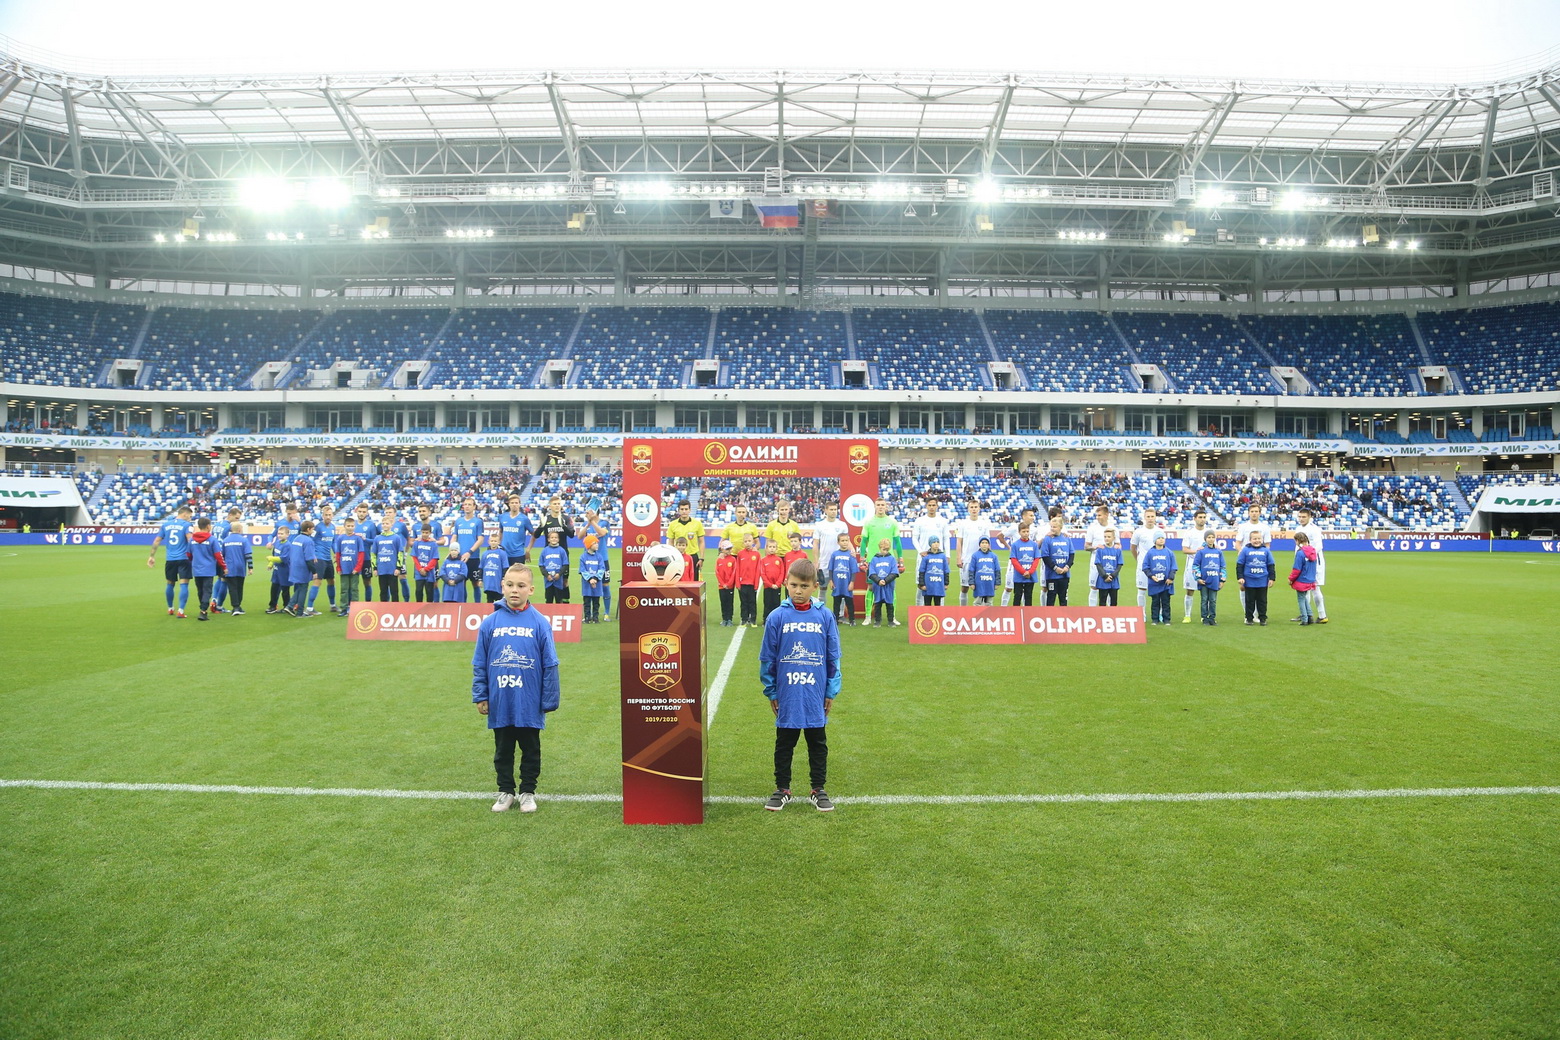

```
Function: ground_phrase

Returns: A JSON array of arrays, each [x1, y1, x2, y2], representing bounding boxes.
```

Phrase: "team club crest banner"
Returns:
[[619, 438, 880, 574], [908, 606, 1147, 645], [343, 602, 582, 642]]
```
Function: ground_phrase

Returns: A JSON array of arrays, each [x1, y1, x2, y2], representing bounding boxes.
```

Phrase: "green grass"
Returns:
[[2, 546, 1558, 1039]]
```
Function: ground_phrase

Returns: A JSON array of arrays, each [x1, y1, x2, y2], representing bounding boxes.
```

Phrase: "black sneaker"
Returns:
[[230, 608, 246, 616], [763, 789, 791, 812], [265, 608, 279, 615], [810, 789, 835, 812], [197, 612, 209, 621]]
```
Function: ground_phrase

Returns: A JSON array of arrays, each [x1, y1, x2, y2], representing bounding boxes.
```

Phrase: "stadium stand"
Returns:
[[89, 472, 220, 524], [429, 308, 577, 389], [570, 308, 708, 390], [138, 308, 321, 391], [291, 309, 449, 388], [1114, 312, 1277, 395], [983, 310, 1135, 393], [852, 310, 988, 391], [205, 472, 375, 521], [714, 308, 843, 391], [1349, 474, 1468, 530], [0, 292, 146, 388], [1239, 313, 1421, 396], [1416, 302, 1560, 395], [1026, 471, 1190, 526], [1189, 473, 1378, 529]]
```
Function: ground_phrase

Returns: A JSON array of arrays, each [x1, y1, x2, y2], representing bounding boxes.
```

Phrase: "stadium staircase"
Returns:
[[1406, 314, 1436, 366], [85, 475, 117, 517], [516, 471, 545, 507], [277, 312, 336, 389], [1230, 320, 1294, 394], [1177, 478, 1226, 522], [340, 477, 383, 514], [384, 310, 458, 389], [559, 312, 589, 388], [1442, 476, 1473, 517]]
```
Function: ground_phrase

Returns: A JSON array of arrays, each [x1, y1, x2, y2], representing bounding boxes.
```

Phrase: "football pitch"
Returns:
[[2, 546, 1557, 1039]]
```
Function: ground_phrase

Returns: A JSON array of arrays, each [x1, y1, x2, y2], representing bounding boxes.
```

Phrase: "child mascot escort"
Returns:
[[473, 564, 561, 814], [760, 559, 841, 812]]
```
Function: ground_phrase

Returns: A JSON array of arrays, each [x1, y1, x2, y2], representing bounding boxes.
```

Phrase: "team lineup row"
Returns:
[[143, 488, 1331, 628]]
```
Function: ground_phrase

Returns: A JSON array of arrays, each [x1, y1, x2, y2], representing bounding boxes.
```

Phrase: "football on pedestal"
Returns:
[[640, 542, 687, 585]]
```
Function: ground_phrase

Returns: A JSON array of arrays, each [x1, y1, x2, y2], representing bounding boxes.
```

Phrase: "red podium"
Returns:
[[618, 582, 708, 824]]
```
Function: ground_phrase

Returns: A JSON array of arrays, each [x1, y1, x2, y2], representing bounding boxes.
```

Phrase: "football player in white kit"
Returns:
[[1292, 506, 1329, 623], [1179, 507, 1212, 623], [949, 499, 988, 606], [1128, 506, 1165, 622], [1233, 503, 1275, 615], [1083, 503, 1113, 607]]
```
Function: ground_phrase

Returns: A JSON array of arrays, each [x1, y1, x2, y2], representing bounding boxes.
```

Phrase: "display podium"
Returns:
[[617, 582, 707, 824]]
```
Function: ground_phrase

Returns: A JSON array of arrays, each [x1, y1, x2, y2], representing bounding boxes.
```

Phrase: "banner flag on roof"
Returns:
[[709, 199, 744, 219], [748, 196, 799, 228]]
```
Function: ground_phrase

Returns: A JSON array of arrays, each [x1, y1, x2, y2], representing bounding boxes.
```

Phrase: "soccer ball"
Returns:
[[640, 542, 687, 585]]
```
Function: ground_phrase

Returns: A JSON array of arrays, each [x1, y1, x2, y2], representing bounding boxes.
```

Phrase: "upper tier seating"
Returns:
[[983, 310, 1135, 392], [1416, 302, 1560, 394], [1240, 313, 1420, 396]]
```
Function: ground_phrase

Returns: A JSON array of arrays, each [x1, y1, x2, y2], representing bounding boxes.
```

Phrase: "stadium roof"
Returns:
[[2, 50, 1559, 300]]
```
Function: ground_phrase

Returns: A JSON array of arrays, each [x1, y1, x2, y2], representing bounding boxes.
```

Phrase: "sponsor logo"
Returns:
[[842, 493, 875, 528], [704, 442, 800, 466], [847, 444, 872, 474], [0, 489, 61, 499], [624, 493, 659, 528], [1494, 494, 1558, 508], [639, 632, 682, 692], [353, 609, 379, 634], [490, 645, 534, 668], [624, 596, 639, 610], [914, 613, 941, 637], [630, 444, 654, 474], [634, 596, 694, 607]]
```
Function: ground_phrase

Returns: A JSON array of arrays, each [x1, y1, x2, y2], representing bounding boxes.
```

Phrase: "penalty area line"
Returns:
[[1, 779, 1557, 807]]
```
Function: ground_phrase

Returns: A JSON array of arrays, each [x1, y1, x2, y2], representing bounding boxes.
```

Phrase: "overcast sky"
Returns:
[[1, 0, 1557, 82]]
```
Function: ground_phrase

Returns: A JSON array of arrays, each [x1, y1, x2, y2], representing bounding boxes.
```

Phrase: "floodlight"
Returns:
[[972, 179, 1000, 202], [1197, 187, 1229, 208], [1280, 191, 1311, 210], [239, 177, 296, 212], [306, 179, 350, 209], [152, 233, 166, 243]]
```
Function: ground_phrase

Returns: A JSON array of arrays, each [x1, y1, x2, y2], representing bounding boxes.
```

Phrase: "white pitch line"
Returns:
[[704, 623, 746, 727], [1, 778, 1556, 807]]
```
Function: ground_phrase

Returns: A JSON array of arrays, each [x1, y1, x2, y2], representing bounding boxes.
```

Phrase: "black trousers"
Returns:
[[739, 586, 758, 624], [1097, 587, 1118, 606], [1244, 585, 1269, 622], [719, 588, 735, 623], [224, 575, 245, 610], [415, 579, 438, 603], [1045, 575, 1070, 606], [1012, 582, 1035, 606], [545, 586, 569, 604], [194, 576, 214, 610], [774, 726, 828, 790], [377, 574, 400, 601], [762, 587, 781, 620], [871, 599, 895, 623], [921, 593, 943, 606], [493, 725, 542, 795], [833, 593, 855, 622], [269, 580, 287, 609]]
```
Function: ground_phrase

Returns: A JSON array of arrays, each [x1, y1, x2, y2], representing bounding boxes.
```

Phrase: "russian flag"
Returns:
[[748, 196, 799, 228]]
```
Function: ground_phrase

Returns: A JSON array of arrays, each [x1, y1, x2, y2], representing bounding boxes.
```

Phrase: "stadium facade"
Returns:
[[1, 48, 1558, 477]]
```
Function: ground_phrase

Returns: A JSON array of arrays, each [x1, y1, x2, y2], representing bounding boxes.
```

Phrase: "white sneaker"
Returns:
[[491, 793, 516, 812], [517, 793, 537, 813]]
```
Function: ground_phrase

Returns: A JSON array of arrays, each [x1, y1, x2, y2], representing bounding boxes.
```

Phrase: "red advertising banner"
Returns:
[[343, 602, 582, 642], [908, 606, 1146, 645], [619, 437, 879, 576], [618, 582, 707, 825]]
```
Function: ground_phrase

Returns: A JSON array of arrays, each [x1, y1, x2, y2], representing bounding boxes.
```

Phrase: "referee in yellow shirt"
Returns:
[[665, 499, 707, 581], [722, 503, 761, 555]]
